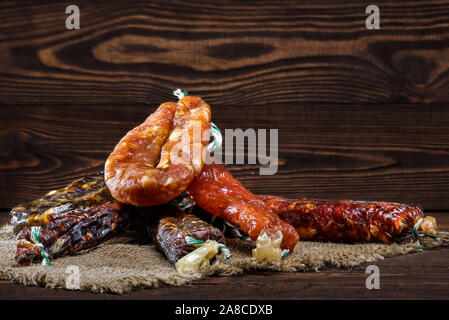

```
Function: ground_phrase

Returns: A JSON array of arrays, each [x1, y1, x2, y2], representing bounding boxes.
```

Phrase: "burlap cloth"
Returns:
[[0, 224, 447, 294]]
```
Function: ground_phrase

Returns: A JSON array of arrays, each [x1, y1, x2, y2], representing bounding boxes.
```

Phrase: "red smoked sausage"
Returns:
[[187, 163, 299, 252], [259, 195, 436, 243]]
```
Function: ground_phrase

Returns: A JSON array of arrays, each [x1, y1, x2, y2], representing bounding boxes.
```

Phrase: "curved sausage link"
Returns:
[[187, 163, 299, 252], [258, 195, 432, 243], [105, 96, 211, 206]]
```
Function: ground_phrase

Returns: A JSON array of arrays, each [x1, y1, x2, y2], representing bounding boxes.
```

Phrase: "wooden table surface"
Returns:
[[1, 211, 448, 300]]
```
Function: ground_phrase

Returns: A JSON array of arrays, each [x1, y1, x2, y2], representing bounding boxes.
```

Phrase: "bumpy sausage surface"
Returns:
[[149, 212, 225, 263], [10, 172, 112, 234], [187, 163, 299, 252], [105, 96, 211, 206], [259, 195, 430, 243], [15, 202, 128, 266]]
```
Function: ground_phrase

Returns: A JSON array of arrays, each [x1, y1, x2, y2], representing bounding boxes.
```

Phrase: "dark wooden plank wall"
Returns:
[[1, 0, 449, 209]]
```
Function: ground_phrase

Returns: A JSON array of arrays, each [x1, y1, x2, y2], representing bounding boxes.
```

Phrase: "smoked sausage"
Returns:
[[259, 195, 437, 243], [105, 96, 211, 206], [187, 163, 299, 252]]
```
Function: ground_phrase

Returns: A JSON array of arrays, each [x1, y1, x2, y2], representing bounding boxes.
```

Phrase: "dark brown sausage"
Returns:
[[15, 202, 129, 266], [150, 212, 225, 263], [10, 172, 112, 234]]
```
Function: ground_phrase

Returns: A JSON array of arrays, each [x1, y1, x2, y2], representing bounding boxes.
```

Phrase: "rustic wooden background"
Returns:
[[1, 0, 449, 210]]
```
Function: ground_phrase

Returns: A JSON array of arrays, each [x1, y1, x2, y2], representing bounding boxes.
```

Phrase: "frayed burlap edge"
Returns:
[[1, 224, 447, 294]]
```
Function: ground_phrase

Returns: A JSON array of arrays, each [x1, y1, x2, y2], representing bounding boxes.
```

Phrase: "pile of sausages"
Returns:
[[11, 95, 438, 266]]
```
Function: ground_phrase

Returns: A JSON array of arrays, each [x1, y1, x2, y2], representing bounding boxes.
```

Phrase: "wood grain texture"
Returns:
[[1, 211, 448, 299], [1, 0, 449, 105], [1, 0, 448, 301], [2, 103, 449, 210]]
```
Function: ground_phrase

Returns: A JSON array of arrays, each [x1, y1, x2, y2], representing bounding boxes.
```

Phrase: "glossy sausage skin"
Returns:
[[105, 96, 211, 207], [259, 195, 424, 243], [187, 163, 299, 251]]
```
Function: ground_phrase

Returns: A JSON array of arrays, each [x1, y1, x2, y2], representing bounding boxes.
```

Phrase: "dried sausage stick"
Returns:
[[259, 195, 437, 243], [187, 163, 299, 252], [105, 96, 211, 206], [15, 202, 128, 266], [150, 211, 225, 263], [10, 172, 112, 234]]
